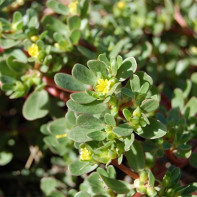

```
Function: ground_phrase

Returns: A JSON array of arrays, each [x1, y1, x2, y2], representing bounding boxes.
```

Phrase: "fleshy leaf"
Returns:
[[71, 92, 96, 104], [113, 123, 133, 137], [77, 115, 103, 130], [72, 64, 96, 85], [67, 99, 107, 114], [87, 60, 107, 78], [48, 118, 67, 135], [125, 141, 145, 172], [69, 161, 98, 176], [136, 118, 167, 139], [140, 99, 159, 113], [68, 15, 81, 30], [23, 90, 50, 120], [55, 73, 88, 92], [67, 126, 92, 143]]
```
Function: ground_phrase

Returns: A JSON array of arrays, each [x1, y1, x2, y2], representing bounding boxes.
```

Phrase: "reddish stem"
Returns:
[[165, 149, 188, 168], [132, 192, 143, 197], [45, 86, 69, 103], [111, 159, 139, 179], [174, 6, 187, 28], [78, 39, 97, 52]]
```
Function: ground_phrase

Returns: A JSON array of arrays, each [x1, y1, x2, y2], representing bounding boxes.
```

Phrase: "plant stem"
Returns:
[[111, 159, 139, 179], [165, 149, 188, 168], [132, 192, 143, 197]]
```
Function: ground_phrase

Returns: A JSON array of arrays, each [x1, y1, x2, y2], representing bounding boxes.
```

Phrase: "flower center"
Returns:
[[95, 79, 110, 94], [27, 43, 39, 57], [80, 147, 91, 161]]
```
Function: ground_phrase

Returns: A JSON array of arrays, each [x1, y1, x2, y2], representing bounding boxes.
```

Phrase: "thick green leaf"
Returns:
[[181, 182, 197, 195], [122, 108, 132, 121], [0, 151, 13, 166], [148, 170, 155, 187], [71, 92, 96, 104], [113, 123, 133, 137], [183, 97, 197, 117], [77, 46, 96, 59], [124, 134, 135, 151], [7, 56, 28, 74], [125, 141, 145, 172], [141, 41, 152, 59], [67, 126, 92, 143], [191, 72, 197, 97], [98, 54, 110, 67], [68, 15, 81, 30], [72, 64, 96, 85], [121, 88, 134, 98], [48, 118, 67, 135], [47, 0, 68, 15], [69, 160, 98, 176], [67, 100, 107, 114], [99, 174, 130, 194], [189, 153, 197, 168], [164, 0, 174, 14], [49, 191, 65, 197], [130, 74, 140, 92], [140, 99, 159, 113], [122, 57, 137, 72], [75, 192, 91, 197], [41, 16, 68, 36], [136, 118, 166, 139], [13, 11, 22, 23], [104, 113, 116, 127], [87, 60, 107, 77], [77, 115, 103, 130], [70, 29, 80, 44], [65, 110, 76, 125], [80, 0, 90, 18], [0, 39, 20, 49], [109, 38, 130, 58], [85, 172, 106, 194], [55, 73, 88, 92], [172, 88, 184, 110], [87, 131, 105, 141], [23, 90, 50, 120], [139, 82, 150, 94], [117, 60, 134, 82], [41, 177, 58, 195], [136, 71, 153, 86]]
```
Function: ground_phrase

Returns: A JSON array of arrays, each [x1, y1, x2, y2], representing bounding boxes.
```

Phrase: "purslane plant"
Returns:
[[51, 54, 197, 197], [55, 54, 165, 164], [0, 0, 88, 98], [1, 0, 197, 197]]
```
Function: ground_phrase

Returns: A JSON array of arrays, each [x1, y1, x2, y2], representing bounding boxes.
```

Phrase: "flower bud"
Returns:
[[146, 187, 157, 196], [139, 170, 148, 183]]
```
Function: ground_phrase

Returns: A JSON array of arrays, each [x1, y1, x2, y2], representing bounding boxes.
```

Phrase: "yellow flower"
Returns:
[[95, 79, 111, 94], [27, 43, 39, 58], [56, 133, 67, 139], [191, 46, 197, 55], [68, 0, 78, 14], [117, 1, 125, 9], [80, 147, 91, 161], [30, 35, 39, 42]]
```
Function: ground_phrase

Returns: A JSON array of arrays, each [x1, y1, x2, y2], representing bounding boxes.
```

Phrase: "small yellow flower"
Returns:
[[191, 46, 197, 55], [95, 79, 111, 94], [56, 133, 67, 139], [30, 35, 39, 42], [68, 0, 78, 14], [27, 43, 39, 58], [80, 147, 91, 161], [117, 1, 125, 9]]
